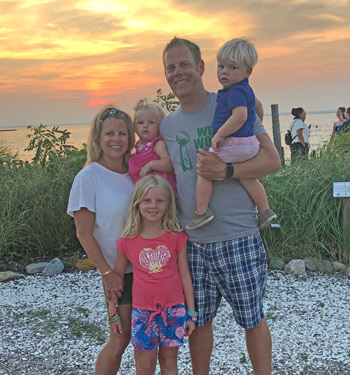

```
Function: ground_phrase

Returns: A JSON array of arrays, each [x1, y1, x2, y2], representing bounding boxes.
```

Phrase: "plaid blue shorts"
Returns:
[[131, 303, 186, 351], [187, 232, 267, 329]]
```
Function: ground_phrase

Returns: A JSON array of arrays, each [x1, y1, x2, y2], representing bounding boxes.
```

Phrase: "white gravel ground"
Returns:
[[1, 269, 349, 375]]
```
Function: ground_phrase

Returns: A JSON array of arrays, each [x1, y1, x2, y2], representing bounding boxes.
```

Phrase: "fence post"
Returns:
[[343, 197, 350, 261], [333, 182, 350, 262], [271, 104, 284, 164]]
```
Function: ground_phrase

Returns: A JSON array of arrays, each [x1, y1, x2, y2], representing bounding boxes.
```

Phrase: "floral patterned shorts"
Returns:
[[131, 303, 186, 351]]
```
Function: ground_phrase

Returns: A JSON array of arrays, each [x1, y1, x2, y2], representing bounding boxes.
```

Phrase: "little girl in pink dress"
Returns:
[[129, 99, 177, 195]]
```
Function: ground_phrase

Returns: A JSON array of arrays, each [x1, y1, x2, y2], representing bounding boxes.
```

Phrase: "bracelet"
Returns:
[[187, 315, 198, 323], [186, 309, 199, 324], [100, 269, 113, 277], [186, 309, 199, 317], [225, 163, 234, 179], [108, 316, 120, 324]]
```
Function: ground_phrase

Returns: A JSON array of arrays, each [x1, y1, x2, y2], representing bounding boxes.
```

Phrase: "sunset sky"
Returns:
[[1, 0, 349, 128]]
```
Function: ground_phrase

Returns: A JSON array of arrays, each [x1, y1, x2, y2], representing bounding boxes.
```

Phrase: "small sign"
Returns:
[[333, 182, 350, 197]]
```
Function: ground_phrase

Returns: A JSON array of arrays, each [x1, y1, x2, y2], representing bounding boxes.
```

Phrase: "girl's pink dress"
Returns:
[[129, 137, 177, 195]]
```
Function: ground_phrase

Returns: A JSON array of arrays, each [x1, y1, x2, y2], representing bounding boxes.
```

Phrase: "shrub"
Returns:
[[0, 141, 86, 262]]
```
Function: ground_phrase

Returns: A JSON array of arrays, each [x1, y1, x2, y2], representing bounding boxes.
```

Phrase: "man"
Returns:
[[160, 37, 280, 375]]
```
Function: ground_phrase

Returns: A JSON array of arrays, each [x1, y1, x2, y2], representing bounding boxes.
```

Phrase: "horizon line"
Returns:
[[0, 110, 335, 129]]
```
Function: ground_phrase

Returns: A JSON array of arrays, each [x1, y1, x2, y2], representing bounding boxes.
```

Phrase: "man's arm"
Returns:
[[255, 96, 264, 122], [197, 133, 281, 180]]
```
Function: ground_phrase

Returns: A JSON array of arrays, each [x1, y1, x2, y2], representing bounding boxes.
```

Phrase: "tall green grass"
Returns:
[[0, 149, 86, 261], [261, 134, 350, 263], [0, 130, 349, 264]]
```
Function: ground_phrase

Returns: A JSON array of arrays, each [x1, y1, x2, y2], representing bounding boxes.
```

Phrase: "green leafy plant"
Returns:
[[266, 312, 278, 321], [67, 317, 106, 343], [0, 135, 85, 262], [25, 123, 78, 165], [239, 353, 248, 363], [154, 89, 179, 113], [0, 145, 24, 168]]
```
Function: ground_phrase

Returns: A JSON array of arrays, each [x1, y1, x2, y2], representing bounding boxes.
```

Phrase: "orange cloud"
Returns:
[[1, 0, 350, 126]]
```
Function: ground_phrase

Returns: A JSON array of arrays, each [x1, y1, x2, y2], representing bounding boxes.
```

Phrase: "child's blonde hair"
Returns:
[[133, 98, 165, 126], [217, 37, 258, 69], [122, 175, 182, 238]]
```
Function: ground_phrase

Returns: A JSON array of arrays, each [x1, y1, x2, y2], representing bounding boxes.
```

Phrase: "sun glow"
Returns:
[[0, 0, 349, 126]]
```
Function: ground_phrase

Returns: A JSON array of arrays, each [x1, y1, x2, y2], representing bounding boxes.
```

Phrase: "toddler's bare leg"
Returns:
[[239, 178, 268, 214], [196, 175, 213, 214]]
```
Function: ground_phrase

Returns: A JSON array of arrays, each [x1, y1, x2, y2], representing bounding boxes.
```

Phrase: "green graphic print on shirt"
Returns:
[[175, 126, 212, 172]]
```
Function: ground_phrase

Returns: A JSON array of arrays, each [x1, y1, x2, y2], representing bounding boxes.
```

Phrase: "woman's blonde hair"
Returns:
[[122, 175, 182, 238], [133, 98, 165, 127], [85, 105, 135, 169]]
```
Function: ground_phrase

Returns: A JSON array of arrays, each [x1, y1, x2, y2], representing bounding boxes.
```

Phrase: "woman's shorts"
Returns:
[[103, 272, 133, 310], [131, 303, 186, 351], [209, 135, 260, 163]]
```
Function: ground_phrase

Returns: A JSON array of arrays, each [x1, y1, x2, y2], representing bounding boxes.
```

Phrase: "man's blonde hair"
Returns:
[[163, 36, 202, 68], [217, 37, 258, 69], [122, 175, 182, 238]]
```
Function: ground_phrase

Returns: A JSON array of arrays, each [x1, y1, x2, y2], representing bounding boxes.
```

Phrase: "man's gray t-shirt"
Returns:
[[160, 92, 266, 243]]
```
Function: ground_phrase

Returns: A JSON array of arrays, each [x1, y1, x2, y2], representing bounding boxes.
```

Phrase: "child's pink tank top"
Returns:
[[129, 137, 177, 195]]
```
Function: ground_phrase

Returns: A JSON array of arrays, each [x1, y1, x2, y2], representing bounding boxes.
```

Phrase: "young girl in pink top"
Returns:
[[109, 175, 196, 375], [128, 99, 177, 195]]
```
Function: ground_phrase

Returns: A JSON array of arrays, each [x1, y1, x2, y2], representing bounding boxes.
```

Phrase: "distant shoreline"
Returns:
[[0, 129, 17, 132], [0, 122, 89, 130], [265, 110, 335, 117], [0, 111, 336, 129]]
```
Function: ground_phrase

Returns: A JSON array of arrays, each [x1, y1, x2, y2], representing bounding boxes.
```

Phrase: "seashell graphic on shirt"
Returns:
[[139, 245, 171, 273]]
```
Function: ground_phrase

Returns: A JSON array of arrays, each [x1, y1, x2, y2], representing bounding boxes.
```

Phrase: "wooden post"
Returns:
[[333, 182, 350, 262], [343, 197, 350, 261], [271, 104, 284, 164]]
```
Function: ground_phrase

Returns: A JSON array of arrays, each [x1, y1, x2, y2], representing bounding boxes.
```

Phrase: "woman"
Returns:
[[345, 107, 350, 120], [289, 107, 310, 162], [67, 105, 135, 375], [336, 107, 350, 134], [330, 107, 346, 140]]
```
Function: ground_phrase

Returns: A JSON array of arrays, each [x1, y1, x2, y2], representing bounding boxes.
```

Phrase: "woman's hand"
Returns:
[[103, 271, 124, 304]]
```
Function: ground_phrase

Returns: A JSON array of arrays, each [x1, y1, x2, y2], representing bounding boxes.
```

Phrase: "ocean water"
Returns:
[[0, 112, 337, 162]]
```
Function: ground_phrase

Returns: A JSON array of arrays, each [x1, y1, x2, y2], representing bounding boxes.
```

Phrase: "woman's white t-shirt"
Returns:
[[290, 119, 310, 144], [67, 162, 134, 272]]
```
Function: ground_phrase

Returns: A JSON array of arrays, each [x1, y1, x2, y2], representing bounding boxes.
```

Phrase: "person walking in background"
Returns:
[[186, 38, 276, 231], [289, 107, 310, 162], [330, 106, 346, 140], [110, 175, 196, 375], [129, 98, 177, 195], [67, 105, 135, 375], [161, 36, 280, 375]]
